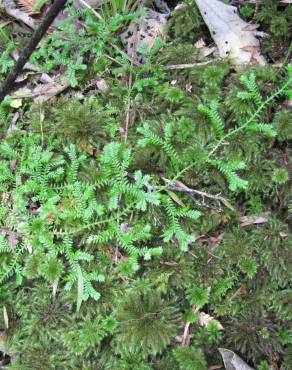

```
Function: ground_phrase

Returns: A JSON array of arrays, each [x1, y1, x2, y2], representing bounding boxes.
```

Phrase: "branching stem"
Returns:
[[164, 75, 292, 186]]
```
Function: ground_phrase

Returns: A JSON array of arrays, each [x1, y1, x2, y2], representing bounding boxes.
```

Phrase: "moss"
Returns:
[[165, 1, 205, 43], [0, 4, 292, 369], [28, 96, 118, 151], [273, 110, 292, 141]]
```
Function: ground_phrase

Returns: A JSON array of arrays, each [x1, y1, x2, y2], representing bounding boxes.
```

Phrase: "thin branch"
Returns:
[[169, 184, 223, 201], [0, 0, 68, 102], [110, 43, 142, 67], [164, 59, 220, 70], [165, 75, 292, 186], [187, 194, 222, 211], [76, 0, 102, 20], [123, 22, 139, 142], [161, 177, 225, 201], [104, 54, 124, 66], [124, 72, 133, 143]]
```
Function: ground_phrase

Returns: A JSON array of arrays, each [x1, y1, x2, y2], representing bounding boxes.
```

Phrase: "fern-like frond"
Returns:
[[198, 100, 225, 139]]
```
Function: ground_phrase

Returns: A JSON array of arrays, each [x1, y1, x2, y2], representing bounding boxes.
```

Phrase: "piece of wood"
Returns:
[[0, 0, 67, 102]]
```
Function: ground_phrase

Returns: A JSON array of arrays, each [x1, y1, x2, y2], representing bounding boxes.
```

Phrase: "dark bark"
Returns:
[[0, 0, 67, 102]]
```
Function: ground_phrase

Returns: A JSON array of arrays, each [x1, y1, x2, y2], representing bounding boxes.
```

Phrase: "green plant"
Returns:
[[166, 1, 203, 42], [173, 346, 207, 370], [137, 67, 291, 193], [0, 132, 203, 308], [115, 290, 181, 357], [0, 99, 13, 131], [29, 96, 118, 150], [272, 168, 289, 184], [240, 5, 254, 20], [63, 313, 117, 355], [32, 0, 48, 13], [1, 6, 292, 366], [257, 2, 292, 38], [29, 8, 136, 87], [273, 110, 292, 141], [0, 41, 14, 76], [187, 286, 209, 308], [102, 0, 140, 18], [225, 311, 284, 363]]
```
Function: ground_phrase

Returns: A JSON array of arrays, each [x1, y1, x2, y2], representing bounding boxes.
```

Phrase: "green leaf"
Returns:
[[187, 286, 209, 308], [166, 190, 186, 207]]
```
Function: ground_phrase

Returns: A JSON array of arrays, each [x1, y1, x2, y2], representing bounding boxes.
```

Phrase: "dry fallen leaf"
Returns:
[[194, 37, 217, 57], [239, 212, 270, 226], [195, 0, 266, 65], [2, 0, 37, 29], [219, 348, 255, 370], [10, 77, 69, 104], [198, 312, 224, 330], [8, 233, 19, 249], [185, 82, 193, 92], [201, 46, 217, 57], [166, 190, 186, 207], [96, 79, 108, 93], [33, 80, 69, 103], [195, 38, 206, 49], [120, 9, 167, 63]]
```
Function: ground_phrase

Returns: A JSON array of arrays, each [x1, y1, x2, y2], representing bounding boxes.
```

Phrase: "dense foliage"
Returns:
[[0, 1, 291, 369]]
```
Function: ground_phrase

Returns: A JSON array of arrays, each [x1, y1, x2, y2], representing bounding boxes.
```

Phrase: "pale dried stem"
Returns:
[[164, 59, 220, 70]]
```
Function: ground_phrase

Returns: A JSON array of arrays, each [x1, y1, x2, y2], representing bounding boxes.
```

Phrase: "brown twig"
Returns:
[[110, 43, 142, 67], [76, 0, 102, 19], [161, 177, 225, 201], [123, 23, 138, 142], [161, 177, 236, 211], [187, 194, 222, 211], [0, 0, 68, 102], [124, 73, 132, 143]]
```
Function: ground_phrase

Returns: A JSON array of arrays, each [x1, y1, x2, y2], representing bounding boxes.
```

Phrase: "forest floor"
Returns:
[[0, 0, 291, 369]]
